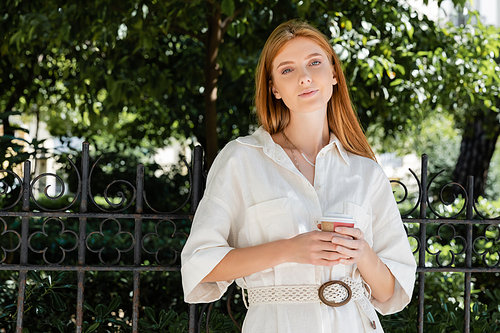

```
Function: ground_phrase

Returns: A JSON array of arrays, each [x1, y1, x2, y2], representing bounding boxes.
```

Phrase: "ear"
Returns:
[[270, 81, 282, 99], [331, 67, 338, 86]]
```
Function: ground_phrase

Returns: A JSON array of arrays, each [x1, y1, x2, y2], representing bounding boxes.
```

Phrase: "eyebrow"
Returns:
[[276, 53, 324, 69]]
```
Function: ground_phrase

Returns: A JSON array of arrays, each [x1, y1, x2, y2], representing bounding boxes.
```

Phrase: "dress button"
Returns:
[[320, 152, 325, 157], [276, 155, 284, 162]]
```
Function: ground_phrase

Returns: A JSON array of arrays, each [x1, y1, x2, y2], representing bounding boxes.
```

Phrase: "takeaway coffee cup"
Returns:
[[317, 213, 355, 232]]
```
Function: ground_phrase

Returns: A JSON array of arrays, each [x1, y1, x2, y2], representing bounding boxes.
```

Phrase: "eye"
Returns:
[[310, 60, 321, 66], [281, 68, 292, 74]]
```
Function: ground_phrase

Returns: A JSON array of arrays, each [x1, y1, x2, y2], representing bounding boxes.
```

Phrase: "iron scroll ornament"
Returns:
[[29, 157, 82, 212], [142, 219, 185, 265], [473, 224, 500, 268], [390, 168, 422, 218], [28, 218, 79, 265], [88, 156, 137, 213], [86, 218, 135, 265], [0, 169, 23, 211], [425, 224, 467, 267], [0, 217, 21, 263], [142, 157, 193, 214]]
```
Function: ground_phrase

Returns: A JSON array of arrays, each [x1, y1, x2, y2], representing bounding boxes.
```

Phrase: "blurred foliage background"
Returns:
[[1, 0, 500, 332]]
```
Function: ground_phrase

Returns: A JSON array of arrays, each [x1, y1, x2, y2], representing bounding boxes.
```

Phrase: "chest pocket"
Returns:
[[343, 201, 373, 245], [244, 198, 296, 246]]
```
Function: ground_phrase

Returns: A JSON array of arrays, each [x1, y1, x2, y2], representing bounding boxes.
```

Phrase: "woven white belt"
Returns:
[[244, 277, 378, 330]]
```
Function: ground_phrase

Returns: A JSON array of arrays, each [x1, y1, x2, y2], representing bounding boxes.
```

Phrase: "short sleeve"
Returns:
[[181, 143, 242, 303], [369, 170, 417, 314], [181, 195, 235, 303]]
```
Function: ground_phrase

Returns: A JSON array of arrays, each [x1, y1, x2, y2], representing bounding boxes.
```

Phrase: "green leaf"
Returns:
[[221, 0, 235, 17], [50, 292, 67, 311], [106, 296, 121, 316], [85, 323, 100, 333], [84, 302, 96, 314], [408, 26, 414, 39], [54, 318, 65, 333], [27, 271, 43, 283], [395, 64, 405, 75], [145, 306, 157, 323], [96, 303, 107, 317], [345, 19, 352, 31], [158, 309, 167, 323], [54, 272, 68, 283], [390, 79, 403, 87]]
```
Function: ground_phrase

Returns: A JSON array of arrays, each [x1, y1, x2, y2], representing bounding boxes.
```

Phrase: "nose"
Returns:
[[299, 68, 312, 85]]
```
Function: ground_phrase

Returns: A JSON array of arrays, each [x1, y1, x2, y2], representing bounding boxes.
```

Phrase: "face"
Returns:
[[270, 37, 337, 116]]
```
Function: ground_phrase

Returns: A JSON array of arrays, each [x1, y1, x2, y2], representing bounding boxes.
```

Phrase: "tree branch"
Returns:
[[221, 8, 243, 36]]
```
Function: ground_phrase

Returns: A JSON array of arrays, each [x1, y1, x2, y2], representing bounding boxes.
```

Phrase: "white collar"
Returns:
[[236, 126, 350, 165]]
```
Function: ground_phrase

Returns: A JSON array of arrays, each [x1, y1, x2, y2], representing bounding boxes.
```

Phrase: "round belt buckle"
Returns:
[[318, 280, 352, 307]]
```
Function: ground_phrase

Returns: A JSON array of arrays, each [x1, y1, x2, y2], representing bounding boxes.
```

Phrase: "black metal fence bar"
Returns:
[[132, 164, 144, 333], [4, 212, 495, 223], [15, 160, 31, 333], [417, 154, 427, 333], [189, 146, 204, 333], [464, 176, 473, 333], [3, 265, 500, 273], [76, 142, 89, 333], [0, 212, 193, 219], [0, 265, 181, 271]]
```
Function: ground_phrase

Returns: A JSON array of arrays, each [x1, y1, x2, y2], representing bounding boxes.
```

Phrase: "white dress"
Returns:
[[181, 127, 417, 332]]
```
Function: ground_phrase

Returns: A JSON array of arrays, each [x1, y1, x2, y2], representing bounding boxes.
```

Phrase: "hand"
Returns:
[[329, 226, 368, 266], [286, 230, 352, 266]]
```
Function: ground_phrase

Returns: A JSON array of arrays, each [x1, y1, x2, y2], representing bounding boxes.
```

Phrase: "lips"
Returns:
[[298, 89, 318, 97]]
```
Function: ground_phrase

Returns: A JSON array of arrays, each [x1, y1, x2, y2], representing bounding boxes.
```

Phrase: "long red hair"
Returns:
[[255, 19, 376, 161]]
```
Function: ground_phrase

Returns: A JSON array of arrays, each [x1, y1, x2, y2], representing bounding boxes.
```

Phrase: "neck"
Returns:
[[284, 109, 330, 157]]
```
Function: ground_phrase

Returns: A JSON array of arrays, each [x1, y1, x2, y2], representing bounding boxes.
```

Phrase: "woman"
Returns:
[[181, 19, 416, 332]]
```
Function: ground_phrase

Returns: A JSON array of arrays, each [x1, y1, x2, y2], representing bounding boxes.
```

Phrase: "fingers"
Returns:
[[311, 231, 354, 255], [332, 243, 358, 258], [317, 231, 352, 242], [317, 259, 342, 266], [329, 228, 368, 264], [338, 258, 356, 265], [315, 253, 349, 266], [335, 227, 364, 240], [298, 231, 351, 266], [330, 236, 358, 249]]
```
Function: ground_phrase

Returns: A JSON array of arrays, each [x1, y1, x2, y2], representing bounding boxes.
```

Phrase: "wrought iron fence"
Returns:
[[0, 142, 204, 333], [1, 145, 499, 333], [389, 154, 499, 333]]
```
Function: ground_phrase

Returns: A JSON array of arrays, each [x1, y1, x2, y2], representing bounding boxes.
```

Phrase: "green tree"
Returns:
[[1, 0, 476, 169], [444, 21, 500, 199], [329, 3, 500, 198]]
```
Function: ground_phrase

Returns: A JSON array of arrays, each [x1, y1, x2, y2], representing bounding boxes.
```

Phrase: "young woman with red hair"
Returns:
[[182, 20, 416, 332]]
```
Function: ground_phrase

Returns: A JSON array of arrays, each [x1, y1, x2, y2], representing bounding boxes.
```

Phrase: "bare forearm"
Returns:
[[201, 239, 290, 282], [356, 245, 395, 303], [202, 230, 348, 283]]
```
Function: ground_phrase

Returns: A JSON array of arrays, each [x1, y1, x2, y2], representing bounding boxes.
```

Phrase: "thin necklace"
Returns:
[[282, 131, 316, 168], [282, 133, 301, 172]]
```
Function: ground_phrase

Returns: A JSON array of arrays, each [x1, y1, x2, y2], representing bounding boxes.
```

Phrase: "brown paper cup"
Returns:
[[318, 217, 355, 232], [321, 221, 336, 232]]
